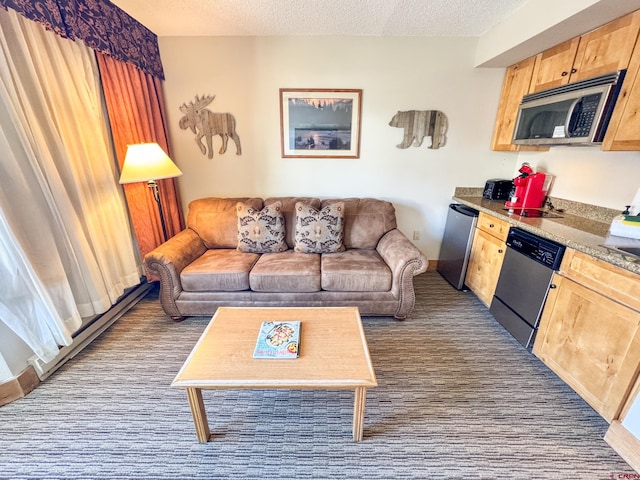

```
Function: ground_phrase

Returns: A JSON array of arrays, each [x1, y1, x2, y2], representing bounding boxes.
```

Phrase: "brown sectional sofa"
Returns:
[[144, 196, 428, 320]]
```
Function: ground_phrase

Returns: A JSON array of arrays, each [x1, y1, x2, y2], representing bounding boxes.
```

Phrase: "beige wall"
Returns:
[[159, 35, 640, 261], [520, 148, 640, 209], [159, 36, 512, 260]]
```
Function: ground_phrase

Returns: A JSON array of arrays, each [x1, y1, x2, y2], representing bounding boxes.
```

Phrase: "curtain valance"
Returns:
[[0, 0, 164, 79]]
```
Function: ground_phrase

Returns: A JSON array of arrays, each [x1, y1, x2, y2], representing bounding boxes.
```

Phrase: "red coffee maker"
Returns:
[[505, 163, 551, 209]]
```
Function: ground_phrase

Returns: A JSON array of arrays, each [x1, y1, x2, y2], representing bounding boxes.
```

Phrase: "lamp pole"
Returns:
[[148, 179, 168, 241], [119, 142, 183, 245]]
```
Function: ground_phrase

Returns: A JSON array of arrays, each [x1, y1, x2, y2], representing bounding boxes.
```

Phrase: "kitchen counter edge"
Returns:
[[452, 195, 640, 276]]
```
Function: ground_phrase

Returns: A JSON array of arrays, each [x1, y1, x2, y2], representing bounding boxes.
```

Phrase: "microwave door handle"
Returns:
[[564, 98, 581, 138]]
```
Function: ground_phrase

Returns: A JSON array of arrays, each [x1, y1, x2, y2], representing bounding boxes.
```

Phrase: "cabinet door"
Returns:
[[560, 248, 640, 311], [603, 26, 640, 150], [571, 10, 640, 82], [477, 211, 510, 242], [465, 228, 506, 307], [491, 56, 547, 152], [534, 274, 640, 422], [530, 38, 580, 93]]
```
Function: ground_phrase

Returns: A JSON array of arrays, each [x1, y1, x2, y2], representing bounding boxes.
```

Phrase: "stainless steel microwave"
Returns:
[[512, 70, 626, 146]]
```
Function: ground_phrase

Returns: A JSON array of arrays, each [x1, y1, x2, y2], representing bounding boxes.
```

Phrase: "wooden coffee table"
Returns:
[[172, 307, 377, 442]]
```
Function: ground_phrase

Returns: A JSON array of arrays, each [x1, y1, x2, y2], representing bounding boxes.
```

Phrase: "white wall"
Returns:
[[159, 36, 514, 260], [519, 148, 640, 210]]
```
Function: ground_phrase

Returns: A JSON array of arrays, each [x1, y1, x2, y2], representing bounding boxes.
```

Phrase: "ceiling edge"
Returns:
[[475, 0, 640, 68]]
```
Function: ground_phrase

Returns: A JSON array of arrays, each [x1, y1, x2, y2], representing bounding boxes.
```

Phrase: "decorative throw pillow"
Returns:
[[236, 201, 287, 253], [294, 202, 345, 253]]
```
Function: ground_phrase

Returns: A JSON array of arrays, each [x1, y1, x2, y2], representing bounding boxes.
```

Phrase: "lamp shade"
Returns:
[[119, 143, 183, 184]]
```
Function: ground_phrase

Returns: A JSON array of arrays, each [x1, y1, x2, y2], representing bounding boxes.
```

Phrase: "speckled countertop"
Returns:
[[452, 187, 640, 276]]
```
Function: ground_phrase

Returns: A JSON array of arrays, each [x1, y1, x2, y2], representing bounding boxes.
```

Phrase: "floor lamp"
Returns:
[[119, 143, 183, 242]]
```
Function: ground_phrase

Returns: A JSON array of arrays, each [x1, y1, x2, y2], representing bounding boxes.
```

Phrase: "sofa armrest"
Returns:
[[144, 229, 207, 319], [377, 229, 428, 319]]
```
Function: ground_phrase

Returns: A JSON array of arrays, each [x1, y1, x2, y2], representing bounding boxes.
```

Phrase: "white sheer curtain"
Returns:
[[0, 9, 142, 362]]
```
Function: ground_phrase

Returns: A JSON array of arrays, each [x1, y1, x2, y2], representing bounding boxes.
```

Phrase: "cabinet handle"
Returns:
[[570, 68, 577, 74], [549, 284, 557, 289], [498, 249, 504, 254], [489, 224, 495, 228], [561, 71, 568, 76]]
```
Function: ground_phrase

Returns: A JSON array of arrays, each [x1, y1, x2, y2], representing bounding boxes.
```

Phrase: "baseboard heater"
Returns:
[[28, 281, 154, 380]]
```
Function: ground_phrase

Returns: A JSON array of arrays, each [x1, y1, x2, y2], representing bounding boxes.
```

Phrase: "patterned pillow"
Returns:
[[237, 201, 287, 253], [294, 202, 345, 253]]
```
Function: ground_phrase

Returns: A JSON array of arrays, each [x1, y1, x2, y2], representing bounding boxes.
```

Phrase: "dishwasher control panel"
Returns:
[[506, 228, 565, 270]]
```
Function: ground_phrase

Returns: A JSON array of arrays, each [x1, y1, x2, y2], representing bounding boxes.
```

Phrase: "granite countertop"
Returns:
[[452, 188, 640, 276]]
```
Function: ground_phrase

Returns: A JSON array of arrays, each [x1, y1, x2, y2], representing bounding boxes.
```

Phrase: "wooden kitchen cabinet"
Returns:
[[490, 56, 547, 152], [603, 16, 640, 150], [464, 213, 508, 307], [533, 249, 640, 422], [572, 10, 640, 83], [491, 9, 640, 151], [529, 38, 580, 92], [530, 11, 640, 93], [605, 374, 640, 472]]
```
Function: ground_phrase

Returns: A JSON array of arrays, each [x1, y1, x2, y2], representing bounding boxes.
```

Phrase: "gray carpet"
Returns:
[[0, 273, 633, 479]]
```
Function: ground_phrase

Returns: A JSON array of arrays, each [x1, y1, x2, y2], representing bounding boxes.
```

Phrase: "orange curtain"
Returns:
[[96, 53, 183, 261]]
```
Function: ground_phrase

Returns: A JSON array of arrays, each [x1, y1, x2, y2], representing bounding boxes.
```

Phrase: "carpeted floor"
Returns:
[[0, 273, 633, 479]]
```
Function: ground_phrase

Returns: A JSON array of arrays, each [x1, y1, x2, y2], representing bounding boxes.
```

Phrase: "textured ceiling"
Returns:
[[109, 0, 530, 37]]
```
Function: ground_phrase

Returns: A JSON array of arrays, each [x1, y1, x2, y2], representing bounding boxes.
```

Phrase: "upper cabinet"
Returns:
[[603, 13, 640, 151], [491, 56, 547, 152], [492, 9, 640, 151], [572, 11, 640, 83], [529, 38, 580, 93]]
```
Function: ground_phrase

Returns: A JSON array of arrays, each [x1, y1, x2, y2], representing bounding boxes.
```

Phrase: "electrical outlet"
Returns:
[[412, 230, 420, 241]]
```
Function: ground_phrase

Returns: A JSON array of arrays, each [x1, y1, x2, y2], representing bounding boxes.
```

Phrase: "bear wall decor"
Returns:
[[179, 94, 242, 159], [388, 110, 447, 149]]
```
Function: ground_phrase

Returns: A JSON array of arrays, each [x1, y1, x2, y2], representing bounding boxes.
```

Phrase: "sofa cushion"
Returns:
[[249, 251, 321, 292], [187, 197, 263, 249], [181, 249, 260, 291], [264, 197, 321, 248], [236, 201, 287, 253], [322, 198, 397, 250], [294, 201, 345, 253], [321, 250, 392, 292]]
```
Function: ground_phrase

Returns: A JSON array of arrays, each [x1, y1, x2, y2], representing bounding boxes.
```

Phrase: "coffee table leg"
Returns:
[[353, 387, 367, 441], [186, 387, 211, 443]]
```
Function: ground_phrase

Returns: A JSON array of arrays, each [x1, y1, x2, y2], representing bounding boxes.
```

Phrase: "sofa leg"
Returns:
[[171, 316, 186, 322]]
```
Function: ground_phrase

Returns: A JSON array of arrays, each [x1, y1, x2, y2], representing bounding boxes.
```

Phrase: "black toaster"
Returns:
[[483, 179, 513, 200]]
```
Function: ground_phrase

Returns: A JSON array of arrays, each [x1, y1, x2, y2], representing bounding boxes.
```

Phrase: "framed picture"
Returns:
[[280, 88, 362, 158]]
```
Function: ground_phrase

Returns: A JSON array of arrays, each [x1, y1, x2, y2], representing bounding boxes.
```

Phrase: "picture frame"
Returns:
[[280, 88, 362, 158]]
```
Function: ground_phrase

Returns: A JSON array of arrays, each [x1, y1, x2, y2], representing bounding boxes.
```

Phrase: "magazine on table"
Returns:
[[253, 321, 301, 359]]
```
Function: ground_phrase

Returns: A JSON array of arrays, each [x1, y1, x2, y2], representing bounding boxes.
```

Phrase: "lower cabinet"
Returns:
[[533, 249, 640, 422], [465, 213, 508, 307], [605, 375, 640, 472]]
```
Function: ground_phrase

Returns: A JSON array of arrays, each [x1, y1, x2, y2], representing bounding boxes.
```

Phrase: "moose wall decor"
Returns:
[[179, 94, 242, 159], [388, 110, 447, 149]]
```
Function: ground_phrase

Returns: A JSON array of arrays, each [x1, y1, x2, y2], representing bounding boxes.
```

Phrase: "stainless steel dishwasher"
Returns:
[[437, 203, 479, 290], [489, 227, 565, 348]]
